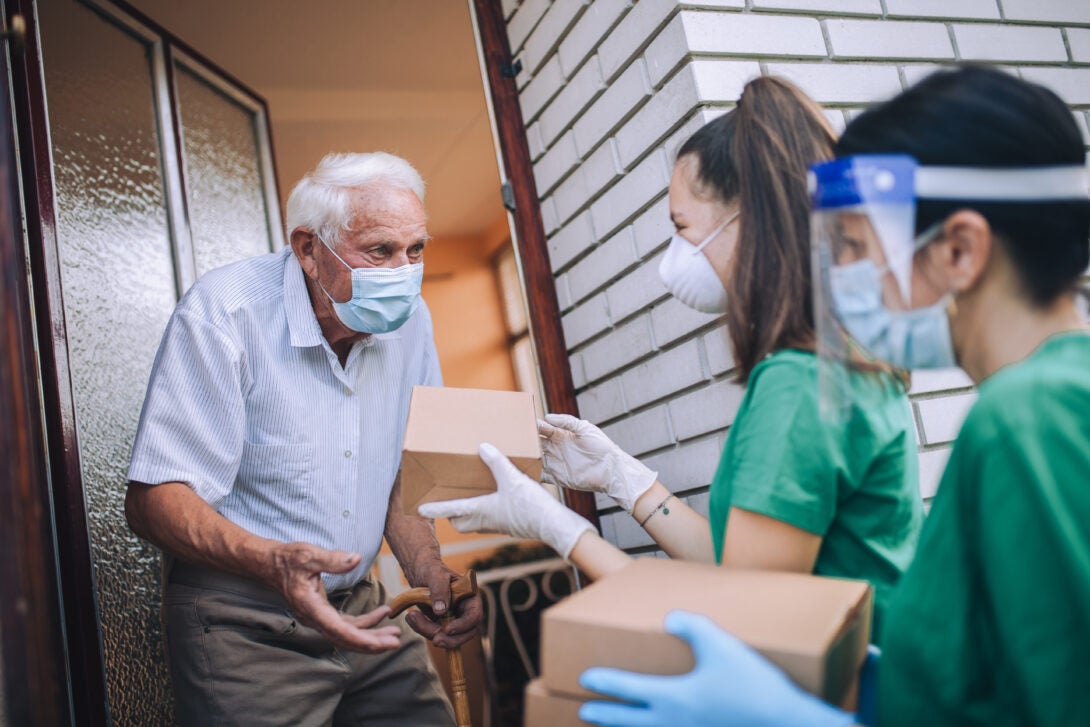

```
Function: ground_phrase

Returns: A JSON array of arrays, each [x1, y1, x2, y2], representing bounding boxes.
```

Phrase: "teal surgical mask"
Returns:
[[829, 257, 956, 370], [320, 242, 423, 334]]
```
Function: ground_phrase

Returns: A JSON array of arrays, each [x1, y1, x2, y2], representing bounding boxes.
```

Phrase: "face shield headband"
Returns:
[[809, 154, 1090, 422]]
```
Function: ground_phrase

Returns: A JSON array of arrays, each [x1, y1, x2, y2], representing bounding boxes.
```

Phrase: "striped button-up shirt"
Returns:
[[128, 247, 442, 590]]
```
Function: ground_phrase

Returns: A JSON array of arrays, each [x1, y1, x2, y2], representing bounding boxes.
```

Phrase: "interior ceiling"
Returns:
[[125, 0, 505, 238]]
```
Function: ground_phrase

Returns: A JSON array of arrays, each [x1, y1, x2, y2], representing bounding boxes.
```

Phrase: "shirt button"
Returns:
[[344, 450, 352, 458], [343, 386, 352, 395], [342, 510, 350, 518]]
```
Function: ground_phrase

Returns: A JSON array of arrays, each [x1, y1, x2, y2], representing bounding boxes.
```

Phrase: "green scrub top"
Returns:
[[879, 332, 1090, 727], [708, 349, 922, 642]]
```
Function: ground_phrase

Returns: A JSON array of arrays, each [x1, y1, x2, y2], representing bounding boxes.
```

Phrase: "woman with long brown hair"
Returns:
[[422, 76, 922, 640]]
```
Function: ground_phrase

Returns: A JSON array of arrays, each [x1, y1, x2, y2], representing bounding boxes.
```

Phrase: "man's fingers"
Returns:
[[346, 604, 391, 629], [434, 629, 477, 650], [441, 595, 483, 637], [425, 570, 453, 615], [300, 546, 361, 575], [404, 610, 442, 640], [294, 592, 400, 652]]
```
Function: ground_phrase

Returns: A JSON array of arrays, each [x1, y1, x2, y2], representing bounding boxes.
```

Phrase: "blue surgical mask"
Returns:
[[320, 243, 423, 334], [829, 258, 956, 369]]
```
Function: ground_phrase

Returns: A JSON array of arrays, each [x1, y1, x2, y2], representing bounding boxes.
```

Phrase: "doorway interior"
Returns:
[[3, 0, 574, 724]]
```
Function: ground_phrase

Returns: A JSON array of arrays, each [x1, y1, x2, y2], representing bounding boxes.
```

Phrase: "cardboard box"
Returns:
[[540, 559, 871, 706], [401, 386, 542, 515], [524, 678, 590, 727]]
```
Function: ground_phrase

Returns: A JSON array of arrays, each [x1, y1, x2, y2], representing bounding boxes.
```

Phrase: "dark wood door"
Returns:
[[5, 0, 282, 723], [0, 6, 72, 724]]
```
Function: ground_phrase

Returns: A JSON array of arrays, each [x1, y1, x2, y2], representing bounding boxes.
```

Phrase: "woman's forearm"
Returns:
[[630, 482, 717, 563], [568, 531, 635, 581]]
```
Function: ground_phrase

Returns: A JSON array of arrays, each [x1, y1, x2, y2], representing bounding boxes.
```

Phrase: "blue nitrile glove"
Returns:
[[578, 610, 856, 727], [856, 645, 880, 727]]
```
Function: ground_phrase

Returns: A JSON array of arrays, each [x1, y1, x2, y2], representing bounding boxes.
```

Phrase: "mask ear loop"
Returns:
[[319, 235, 353, 270], [692, 211, 740, 254]]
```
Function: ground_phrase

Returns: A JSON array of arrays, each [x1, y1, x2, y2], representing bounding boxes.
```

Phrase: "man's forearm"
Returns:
[[125, 481, 278, 584], [383, 475, 444, 585]]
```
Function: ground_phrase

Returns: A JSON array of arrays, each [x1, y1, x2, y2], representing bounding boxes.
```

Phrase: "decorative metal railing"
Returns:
[[476, 557, 578, 727]]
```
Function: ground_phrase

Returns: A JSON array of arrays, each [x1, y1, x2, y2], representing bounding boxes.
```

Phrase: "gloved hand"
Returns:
[[857, 644, 880, 727], [578, 611, 856, 727], [418, 443, 595, 559], [537, 413, 657, 514]]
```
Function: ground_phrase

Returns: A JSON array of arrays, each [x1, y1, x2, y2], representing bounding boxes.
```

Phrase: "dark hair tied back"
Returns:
[[837, 65, 1090, 306], [678, 76, 837, 382]]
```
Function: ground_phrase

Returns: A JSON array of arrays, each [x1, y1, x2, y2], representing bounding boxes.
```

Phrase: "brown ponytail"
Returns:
[[677, 76, 836, 383]]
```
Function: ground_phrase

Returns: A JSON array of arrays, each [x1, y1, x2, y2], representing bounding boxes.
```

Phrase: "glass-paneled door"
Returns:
[[11, 0, 282, 722]]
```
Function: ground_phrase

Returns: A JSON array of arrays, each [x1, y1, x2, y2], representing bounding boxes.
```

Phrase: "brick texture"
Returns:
[[503, 0, 1090, 550], [885, 0, 999, 21], [826, 19, 955, 60], [953, 24, 1068, 63]]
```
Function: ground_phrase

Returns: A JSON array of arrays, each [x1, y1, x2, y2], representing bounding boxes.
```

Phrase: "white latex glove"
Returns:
[[538, 413, 657, 514], [418, 443, 595, 559]]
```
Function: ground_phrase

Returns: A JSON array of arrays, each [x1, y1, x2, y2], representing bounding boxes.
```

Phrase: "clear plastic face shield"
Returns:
[[810, 154, 1090, 422]]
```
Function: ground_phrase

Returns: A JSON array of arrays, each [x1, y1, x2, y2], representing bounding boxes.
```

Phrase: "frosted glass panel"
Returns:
[[176, 64, 273, 276], [38, 0, 176, 723]]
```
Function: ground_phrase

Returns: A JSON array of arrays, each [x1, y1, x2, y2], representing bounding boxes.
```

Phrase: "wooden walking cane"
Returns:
[[388, 569, 478, 727]]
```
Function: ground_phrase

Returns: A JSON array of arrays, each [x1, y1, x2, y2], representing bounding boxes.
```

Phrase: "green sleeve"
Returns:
[[727, 362, 844, 536], [971, 419, 1090, 725]]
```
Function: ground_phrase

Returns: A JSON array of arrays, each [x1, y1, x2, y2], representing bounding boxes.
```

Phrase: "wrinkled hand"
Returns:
[[578, 611, 855, 727], [538, 413, 657, 514], [418, 442, 595, 559], [262, 542, 401, 653], [400, 561, 485, 650]]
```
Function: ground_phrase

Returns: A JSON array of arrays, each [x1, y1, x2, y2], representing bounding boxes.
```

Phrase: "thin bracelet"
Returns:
[[638, 494, 673, 527]]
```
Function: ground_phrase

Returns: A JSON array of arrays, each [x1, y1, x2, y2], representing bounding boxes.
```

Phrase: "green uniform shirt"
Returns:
[[708, 350, 922, 642], [880, 333, 1090, 727]]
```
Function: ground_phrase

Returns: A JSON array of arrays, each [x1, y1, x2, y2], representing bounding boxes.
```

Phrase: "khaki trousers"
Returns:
[[163, 562, 454, 727]]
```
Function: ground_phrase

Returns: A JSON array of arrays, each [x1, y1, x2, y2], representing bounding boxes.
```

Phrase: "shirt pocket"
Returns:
[[237, 441, 317, 521]]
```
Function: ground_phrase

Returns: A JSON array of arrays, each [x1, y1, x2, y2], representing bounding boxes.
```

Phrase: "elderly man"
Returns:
[[125, 152, 480, 726]]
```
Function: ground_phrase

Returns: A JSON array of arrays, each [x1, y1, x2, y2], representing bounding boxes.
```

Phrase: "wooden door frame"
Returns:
[[470, 0, 599, 527], [0, 5, 71, 723], [5, 0, 282, 722], [7, 0, 109, 720]]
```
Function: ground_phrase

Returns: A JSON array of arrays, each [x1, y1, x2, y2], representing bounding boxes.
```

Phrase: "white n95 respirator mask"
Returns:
[[657, 212, 737, 314]]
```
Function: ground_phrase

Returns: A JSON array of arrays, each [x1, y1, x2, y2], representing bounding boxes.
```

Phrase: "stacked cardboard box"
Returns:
[[525, 558, 872, 726]]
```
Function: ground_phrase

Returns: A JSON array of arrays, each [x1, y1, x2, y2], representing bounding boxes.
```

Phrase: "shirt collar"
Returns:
[[283, 249, 326, 348]]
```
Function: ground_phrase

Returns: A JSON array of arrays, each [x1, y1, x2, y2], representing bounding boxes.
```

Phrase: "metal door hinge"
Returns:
[[2, 14, 25, 54], [500, 58, 522, 79], [501, 181, 516, 212]]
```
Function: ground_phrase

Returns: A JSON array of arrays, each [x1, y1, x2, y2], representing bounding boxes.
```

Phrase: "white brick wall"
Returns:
[[752, 0, 880, 16], [953, 24, 1068, 63], [885, 0, 999, 21], [501, 0, 1090, 553], [826, 20, 955, 60]]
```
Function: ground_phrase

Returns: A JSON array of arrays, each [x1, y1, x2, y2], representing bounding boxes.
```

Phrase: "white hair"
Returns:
[[286, 152, 426, 247]]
